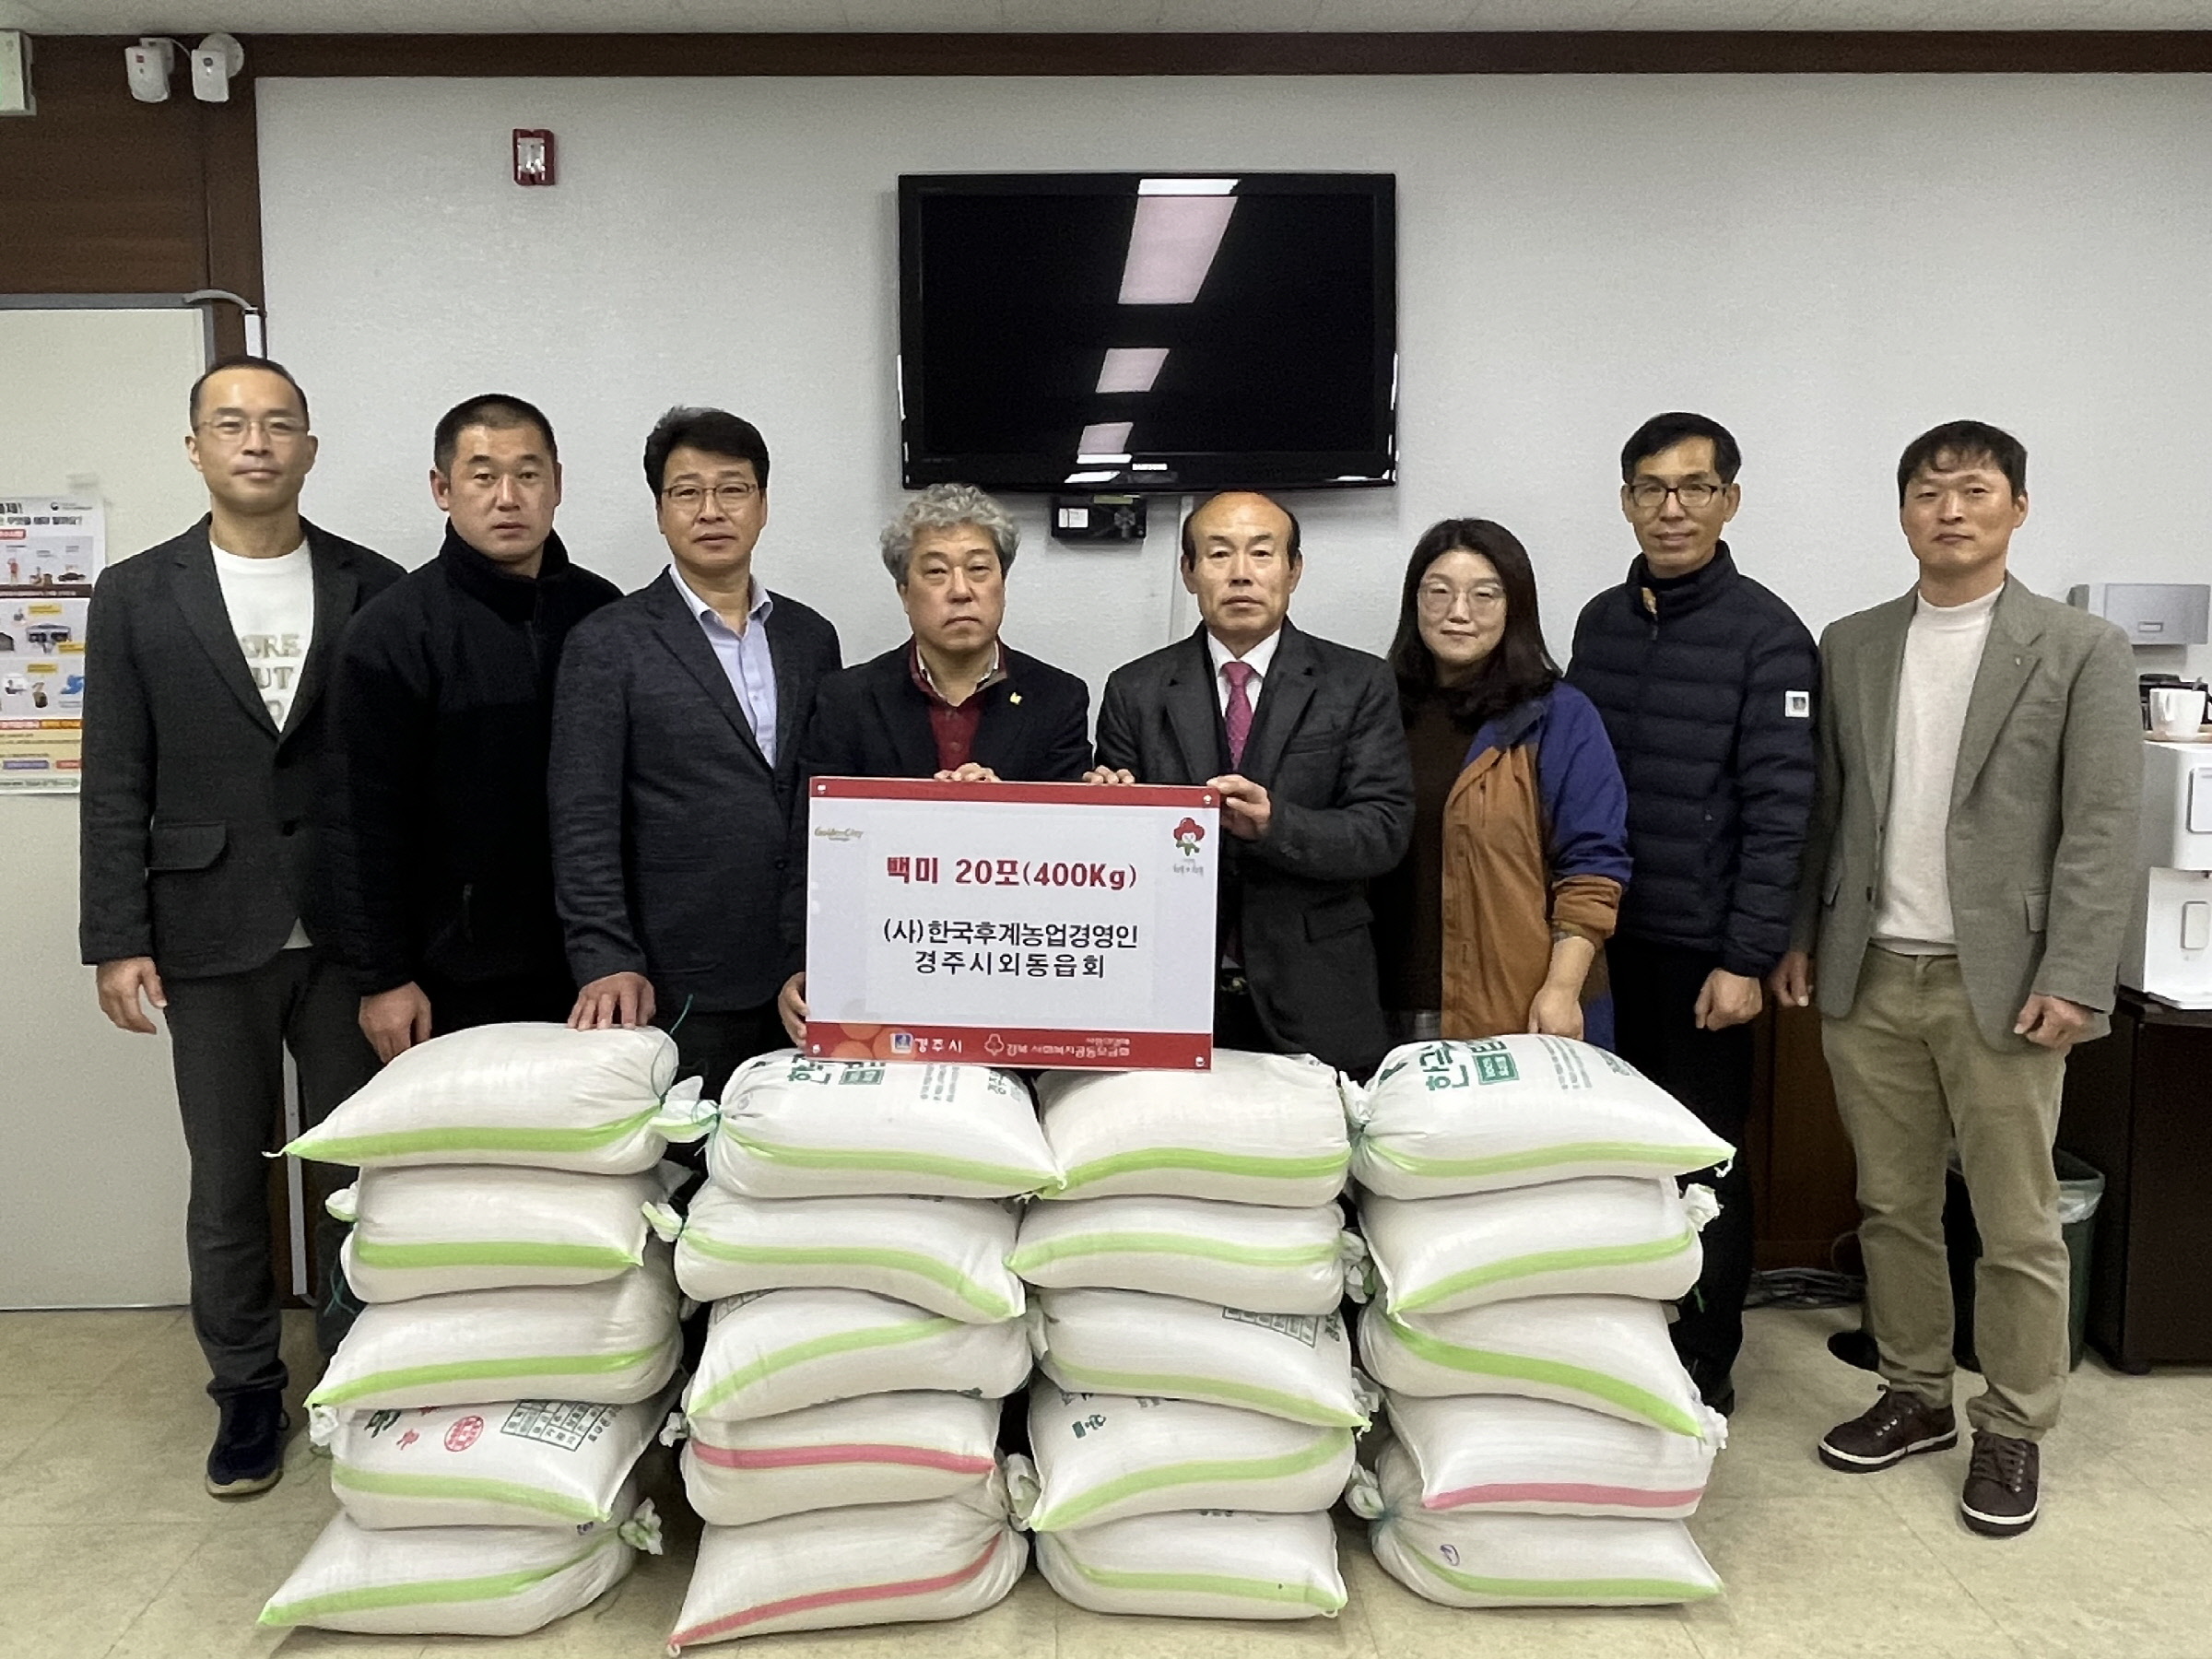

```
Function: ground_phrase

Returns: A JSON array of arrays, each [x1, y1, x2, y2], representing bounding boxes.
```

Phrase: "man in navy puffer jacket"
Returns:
[[1566, 411, 1818, 1416]]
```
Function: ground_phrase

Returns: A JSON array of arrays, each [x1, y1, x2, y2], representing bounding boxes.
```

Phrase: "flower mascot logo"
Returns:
[[1173, 817, 1206, 857]]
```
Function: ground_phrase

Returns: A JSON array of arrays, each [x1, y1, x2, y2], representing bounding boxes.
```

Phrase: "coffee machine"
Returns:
[[2120, 739, 2212, 1008]]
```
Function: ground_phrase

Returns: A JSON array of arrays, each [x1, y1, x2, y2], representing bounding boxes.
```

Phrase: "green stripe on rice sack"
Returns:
[[1388, 1230, 1697, 1313], [1030, 1432, 1353, 1530], [677, 1236, 1017, 1319]]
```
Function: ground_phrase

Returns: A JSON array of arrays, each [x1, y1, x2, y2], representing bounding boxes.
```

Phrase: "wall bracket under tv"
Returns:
[[898, 171, 1398, 495]]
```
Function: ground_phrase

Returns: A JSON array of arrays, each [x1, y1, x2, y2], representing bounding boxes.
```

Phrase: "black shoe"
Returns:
[[1705, 1378, 1737, 1418], [1827, 1326, 1882, 1372], [1818, 1388, 1958, 1472], [1959, 1431, 2041, 1537], [206, 1388, 289, 1497]]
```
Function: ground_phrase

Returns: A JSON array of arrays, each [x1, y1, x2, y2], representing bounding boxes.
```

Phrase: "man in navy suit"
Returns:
[[549, 408, 840, 1096]]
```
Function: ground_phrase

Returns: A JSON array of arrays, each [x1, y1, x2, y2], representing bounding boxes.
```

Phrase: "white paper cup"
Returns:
[[2149, 686, 2207, 739]]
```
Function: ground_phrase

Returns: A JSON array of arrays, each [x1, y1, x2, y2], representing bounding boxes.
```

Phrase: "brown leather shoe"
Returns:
[[1818, 1388, 1959, 1472], [1959, 1431, 2040, 1536]]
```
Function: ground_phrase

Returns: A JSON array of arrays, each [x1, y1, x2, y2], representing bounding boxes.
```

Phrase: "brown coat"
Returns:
[[1437, 689, 1629, 1040]]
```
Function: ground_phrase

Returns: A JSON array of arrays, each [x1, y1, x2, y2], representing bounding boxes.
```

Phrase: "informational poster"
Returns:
[[0, 493, 104, 792], [804, 778, 1220, 1070]]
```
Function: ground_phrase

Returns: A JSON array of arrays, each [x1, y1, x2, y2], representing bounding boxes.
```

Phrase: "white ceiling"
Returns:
[[5, 0, 2209, 33]]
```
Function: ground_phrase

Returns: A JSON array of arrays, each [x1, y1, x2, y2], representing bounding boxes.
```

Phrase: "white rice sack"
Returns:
[[683, 1288, 1031, 1428], [284, 1023, 712, 1173], [1019, 1380, 1356, 1531], [1353, 1442, 1721, 1606], [1030, 1288, 1369, 1429], [316, 1386, 677, 1530], [1348, 1036, 1733, 1198], [1357, 1295, 1707, 1438], [679, 1391, 1002, 1527], [677, 1188, 1022, 1324], [667, 1483, 1025, 1649], [259, 1491, 661, 1635], [710, 1053, 1057, 1199], [1361, 1178, 1712, 1316], [1034, 1051, 1349, 1206], [1035, 1509, 1345, 1620], [331, 1162, 683, 1303], [1009, 1194, 1361, 1315], [306, 1244, 681, 1413], [1385, 1392, 1722, 1519]]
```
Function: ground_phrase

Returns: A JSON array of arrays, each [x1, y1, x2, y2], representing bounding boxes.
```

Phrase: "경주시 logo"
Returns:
[[1173, 817, 1206, 856]]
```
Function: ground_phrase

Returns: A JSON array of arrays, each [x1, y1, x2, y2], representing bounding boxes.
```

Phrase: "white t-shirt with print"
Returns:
[[210, 540, 316, 947], [210, 542, 315, 730]]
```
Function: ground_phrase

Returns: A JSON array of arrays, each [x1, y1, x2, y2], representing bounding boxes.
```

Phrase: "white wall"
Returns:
[[0, 306, 207, 1308], [258, 73, 2212, 692]]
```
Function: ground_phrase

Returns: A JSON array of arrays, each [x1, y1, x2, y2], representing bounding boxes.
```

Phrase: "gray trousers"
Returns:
[[163, 947, 377, 1402]]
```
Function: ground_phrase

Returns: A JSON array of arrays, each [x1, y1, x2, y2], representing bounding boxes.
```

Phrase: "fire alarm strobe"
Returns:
[[513, 129, 556, 187]]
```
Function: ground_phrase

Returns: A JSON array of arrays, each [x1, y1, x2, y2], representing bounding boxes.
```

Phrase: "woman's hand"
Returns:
[[1526, 982, 1585, 1040]]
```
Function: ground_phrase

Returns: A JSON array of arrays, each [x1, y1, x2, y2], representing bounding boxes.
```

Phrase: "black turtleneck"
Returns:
[[319, 524, 623, 994]]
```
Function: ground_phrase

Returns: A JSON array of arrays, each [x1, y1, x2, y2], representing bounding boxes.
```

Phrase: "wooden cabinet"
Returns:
[[1746, 1002, 1863, 1273], [2057, 992, 2212, 1371]]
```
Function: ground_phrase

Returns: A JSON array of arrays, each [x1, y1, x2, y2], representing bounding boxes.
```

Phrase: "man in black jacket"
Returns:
[[773, 483, 1092, 1041], [1566, 411, 1818, 1415], [1088, 491, 1414, 1078], [79, 357, 403, 1497], [552, 407, 841, 1096], [324, 394, 620, 1060]]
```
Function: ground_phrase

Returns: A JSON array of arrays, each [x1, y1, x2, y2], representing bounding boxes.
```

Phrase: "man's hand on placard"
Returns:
[[2015, 993, 2093, 1053], [569, 971, 655, 1031], [934, 763, 1002, 783], [360, 982, 433, 1064], [1694, 967, 1763, 1031], [95, 957, 166, 1035], [1082, 766, 1135, 785], [1208, 774, 1272, 841], [777, 972, 809, 1046], [1769, 950, 1815, 1009]]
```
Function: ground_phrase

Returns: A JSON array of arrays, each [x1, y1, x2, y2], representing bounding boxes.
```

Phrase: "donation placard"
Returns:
[[804, 778, 1219, 1070]]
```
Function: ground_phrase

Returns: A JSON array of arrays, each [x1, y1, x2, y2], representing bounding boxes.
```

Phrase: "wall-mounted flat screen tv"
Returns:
[[898, 172, 1397, 493]]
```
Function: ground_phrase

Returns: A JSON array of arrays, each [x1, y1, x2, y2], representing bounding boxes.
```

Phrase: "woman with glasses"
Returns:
[[1370, 519, 1630, 1048]]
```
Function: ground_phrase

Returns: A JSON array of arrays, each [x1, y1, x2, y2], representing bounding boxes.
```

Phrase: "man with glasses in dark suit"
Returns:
[[549, 407, 841, 1097], [79, 356, 402, 1497]]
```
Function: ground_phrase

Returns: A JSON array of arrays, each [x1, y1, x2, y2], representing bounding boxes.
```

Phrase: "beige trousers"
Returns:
[[1821, 947, 2071, 1440]]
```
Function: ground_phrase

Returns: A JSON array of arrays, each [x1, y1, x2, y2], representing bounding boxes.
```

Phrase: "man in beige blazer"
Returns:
[[1772, 420, 2140, 1539]]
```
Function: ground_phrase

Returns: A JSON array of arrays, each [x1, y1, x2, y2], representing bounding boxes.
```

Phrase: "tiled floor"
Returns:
[[3, 1303, 2207, 1659]]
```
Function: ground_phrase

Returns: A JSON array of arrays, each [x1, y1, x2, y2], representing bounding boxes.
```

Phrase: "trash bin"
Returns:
[[1946, 1149, 2104, 1373]]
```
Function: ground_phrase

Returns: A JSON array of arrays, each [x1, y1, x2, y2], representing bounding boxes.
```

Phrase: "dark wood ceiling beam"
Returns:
[[228, 30, 2212, 77]]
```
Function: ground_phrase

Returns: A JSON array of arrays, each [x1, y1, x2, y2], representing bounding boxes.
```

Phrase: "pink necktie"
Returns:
[[1222, 659, 1255, 771]]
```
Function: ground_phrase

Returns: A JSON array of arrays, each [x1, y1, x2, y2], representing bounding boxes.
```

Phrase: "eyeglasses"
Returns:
[[1418, 582, 1506, 615], [196, 414, 308, 443], [662, 482, 759, 515], [1626, 478, 1724, 512]]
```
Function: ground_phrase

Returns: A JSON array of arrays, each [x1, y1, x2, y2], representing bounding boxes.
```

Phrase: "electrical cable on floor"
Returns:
[[1745, 1267, 1864, 1310]]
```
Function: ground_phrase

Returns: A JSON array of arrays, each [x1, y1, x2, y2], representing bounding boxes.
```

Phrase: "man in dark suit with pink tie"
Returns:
[[1089, 491, 1414, 1078]]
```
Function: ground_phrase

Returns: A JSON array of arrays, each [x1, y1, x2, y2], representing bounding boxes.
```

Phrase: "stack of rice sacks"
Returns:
[[259, 1024, 705, 1638], [1345, 1033, 1733, 1610], [664, 1053, 1047, 1651], [1012, 1051, 1367, 1622]]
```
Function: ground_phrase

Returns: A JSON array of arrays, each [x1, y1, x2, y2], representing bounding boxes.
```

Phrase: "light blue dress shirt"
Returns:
[[669, 565, 778, 765]]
